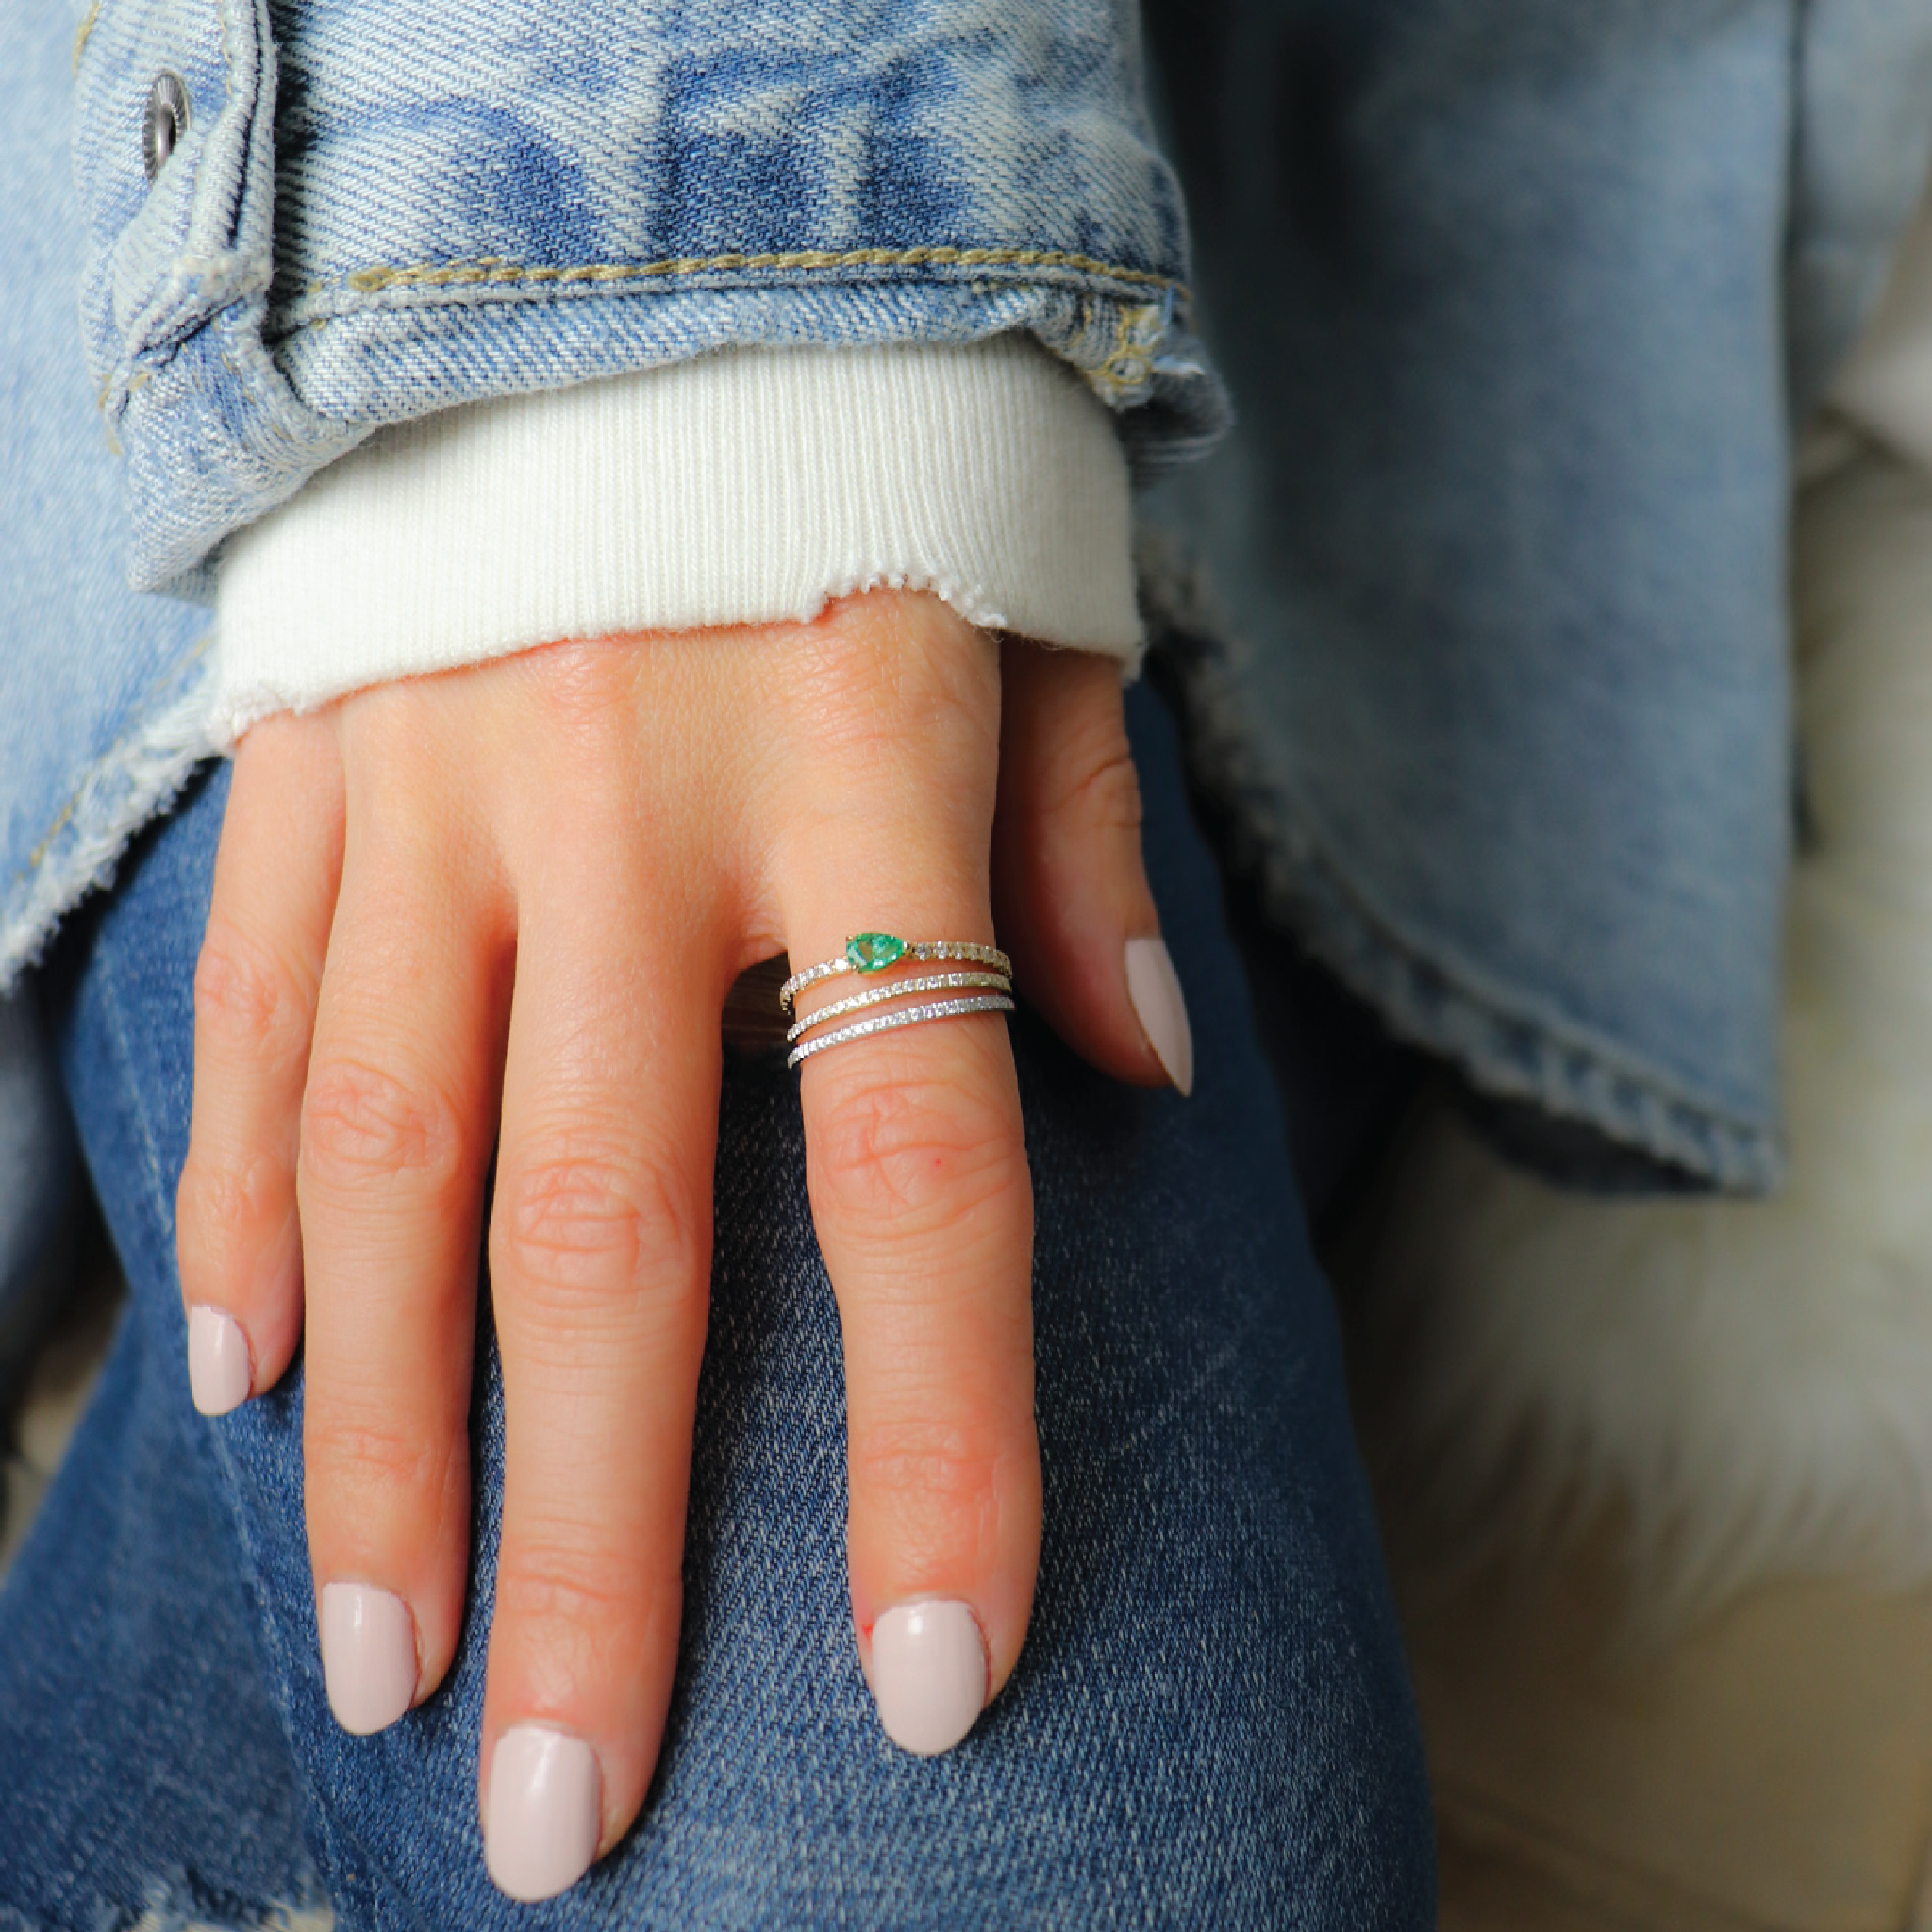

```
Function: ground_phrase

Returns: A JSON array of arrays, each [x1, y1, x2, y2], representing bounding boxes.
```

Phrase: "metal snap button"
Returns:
[[142, 73, 189, 183]]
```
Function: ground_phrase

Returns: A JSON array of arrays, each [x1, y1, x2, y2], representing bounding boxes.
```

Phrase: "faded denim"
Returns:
[[1141, 0, 1932, 1191], [4, 0, 1214, 998], [10, 0, 1932, 1262], [0, 687, 1435, 1929], [76, 0, 1218, 598]]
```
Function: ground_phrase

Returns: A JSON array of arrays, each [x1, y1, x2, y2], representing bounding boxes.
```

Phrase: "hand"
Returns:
[[175, 590, 1191, 1899]]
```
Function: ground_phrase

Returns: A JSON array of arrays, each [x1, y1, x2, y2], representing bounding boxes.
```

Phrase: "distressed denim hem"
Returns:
[[1145, 603, 1787, 1197], [0, 1879, 331, 1932], [0, 657, 220, 995], [116, 277, 1224, 598]]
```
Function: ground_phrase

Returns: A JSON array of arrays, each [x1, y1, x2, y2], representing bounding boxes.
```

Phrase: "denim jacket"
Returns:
[[6, 0, 1932, 1323], [0, 0, 1217, 1324], [1141, 0, 1932, 1191], [2, 0, 1214, 993]]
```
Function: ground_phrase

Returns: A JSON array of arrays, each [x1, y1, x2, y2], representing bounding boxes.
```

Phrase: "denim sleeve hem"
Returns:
[[0, 654, 219, 995], [1148, 604, 1788, 1198], [111, 283, 1221, 601], [74, 0, 1228, 596]]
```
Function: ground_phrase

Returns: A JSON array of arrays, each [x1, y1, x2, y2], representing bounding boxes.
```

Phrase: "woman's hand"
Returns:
[[174, 589, 1191, 1900]]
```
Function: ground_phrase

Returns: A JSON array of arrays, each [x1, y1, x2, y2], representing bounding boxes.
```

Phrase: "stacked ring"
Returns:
[[784, 933, 1015, 1069]]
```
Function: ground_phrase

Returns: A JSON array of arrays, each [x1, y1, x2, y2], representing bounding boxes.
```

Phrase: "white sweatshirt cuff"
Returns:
[[214, 337, 1141, 736]]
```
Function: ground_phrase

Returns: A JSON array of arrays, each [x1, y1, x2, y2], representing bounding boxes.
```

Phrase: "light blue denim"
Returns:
[[3, 0, 1216, 997], [0, 687, 1436, 1929], [0, 0, 1216, 1336], [1141, 0, 1932, 1191], [9, 0, 1932, 1292], [77, 0, 1220, 599]]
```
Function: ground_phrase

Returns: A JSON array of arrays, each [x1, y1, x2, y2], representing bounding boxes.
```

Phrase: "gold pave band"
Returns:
[[780, 937, 1012, 1014]]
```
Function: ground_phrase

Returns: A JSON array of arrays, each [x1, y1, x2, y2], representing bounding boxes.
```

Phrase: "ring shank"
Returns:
[[786, 992, 1016, 1067]]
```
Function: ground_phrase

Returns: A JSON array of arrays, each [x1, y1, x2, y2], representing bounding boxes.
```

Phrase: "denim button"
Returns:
[[142, 73, 188, 183]]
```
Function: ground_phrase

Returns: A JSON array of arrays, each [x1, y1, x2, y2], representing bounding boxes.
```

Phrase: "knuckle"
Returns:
[[849, 1412, 1020, 1566], [306, 1408, 457, 1510], [300, 1058, 464, 1195], [1053, 729, 1143, 839], [193, 922, 308, 1064], [175, 1147, 283, 1280], [789, 600, 996, 770], [853, 1413, 1008, 1503], [524, 645, 639, 749], [809, 1074, 1026, 1234], [491, 1141, 704, 1311], [492, 1534, 673, 1663]]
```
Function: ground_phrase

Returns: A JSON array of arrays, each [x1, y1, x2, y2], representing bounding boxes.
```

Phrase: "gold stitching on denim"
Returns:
[[73, 1, 99, 70], [1089, 301, 1164, 402], [326, 246, 1184, 300]]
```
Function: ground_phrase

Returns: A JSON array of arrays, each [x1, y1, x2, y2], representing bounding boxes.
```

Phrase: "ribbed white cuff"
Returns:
[[214, 337, 1140, 736]]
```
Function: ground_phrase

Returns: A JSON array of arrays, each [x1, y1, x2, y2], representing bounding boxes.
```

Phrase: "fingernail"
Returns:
[[319, 1582, 418, 1736], [1124, 936, 1194, 1096], [485, 1725, 602, 1901], [187, 1305, 251, 1415], [870, 1599, 988, 1756]]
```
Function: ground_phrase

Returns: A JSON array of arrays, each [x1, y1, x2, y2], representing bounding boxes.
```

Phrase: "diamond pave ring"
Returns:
[[783, 933, 1014, 1069]]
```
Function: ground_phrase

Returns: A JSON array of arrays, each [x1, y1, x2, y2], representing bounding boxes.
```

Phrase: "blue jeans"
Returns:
[[0, 687, 1432, 1929]]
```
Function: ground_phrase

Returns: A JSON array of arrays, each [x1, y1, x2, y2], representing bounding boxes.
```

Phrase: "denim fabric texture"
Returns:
[[75, 0, 1218, 599], [1141, 0, 1932, 1191], [0, 0, 218, 992], [2, 0, 1211, 973], [11, 0, 1932, 1267], [0, 991, 80, 1416], [0, 687, 1436, 1929], [0, 0, 1213, 1349]]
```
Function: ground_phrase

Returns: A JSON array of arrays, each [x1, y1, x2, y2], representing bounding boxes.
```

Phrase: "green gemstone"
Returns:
[[846, 932, 907, 973]]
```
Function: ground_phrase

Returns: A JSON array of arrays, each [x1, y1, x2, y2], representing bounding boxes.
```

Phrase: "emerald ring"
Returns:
[[779, 934, 1011, 1014], [781, 934, 1015, 1069]]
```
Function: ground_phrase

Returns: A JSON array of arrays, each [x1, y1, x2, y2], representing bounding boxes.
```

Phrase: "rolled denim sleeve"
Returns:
[[74, 0, 1223, 598]]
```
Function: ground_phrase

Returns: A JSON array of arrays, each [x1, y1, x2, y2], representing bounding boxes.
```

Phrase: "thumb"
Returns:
[[991, 639, 1192, 1095]]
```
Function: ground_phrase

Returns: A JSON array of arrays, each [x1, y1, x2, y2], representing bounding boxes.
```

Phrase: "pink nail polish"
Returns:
[[319, 1582, 418, 1735], [869, 1599, 988, 1755], [485, 1725, 601, 1901], [1124, 936, 1194, 1096], [187, 1305, 251, 1415]]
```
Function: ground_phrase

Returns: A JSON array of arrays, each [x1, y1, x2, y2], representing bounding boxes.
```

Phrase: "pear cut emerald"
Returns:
[[846, 932, 907, 973]]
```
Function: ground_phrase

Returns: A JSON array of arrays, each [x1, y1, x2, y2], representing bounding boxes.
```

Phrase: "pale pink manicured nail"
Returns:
[[319, 1583, 418, 1736], [485, 1725, 602, 1901], [870, 1599, 988, 1756], [1124, 936, 1194, 1096], [187, 1305, 251, 1415]]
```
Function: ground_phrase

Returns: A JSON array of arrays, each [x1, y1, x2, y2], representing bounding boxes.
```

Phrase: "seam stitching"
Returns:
[[72, 0, 99, 69], [310, 245, 1186, 301]]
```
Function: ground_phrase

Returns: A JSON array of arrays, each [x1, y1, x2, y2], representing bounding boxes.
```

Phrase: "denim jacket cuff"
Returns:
[[74, 0, 1225, 600]]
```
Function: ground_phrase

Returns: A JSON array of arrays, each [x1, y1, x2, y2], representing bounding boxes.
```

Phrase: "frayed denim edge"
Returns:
[[123, 1881, 336, 1932], [1141, 560, 1787, 1198], [0, 653, 222, 996], [0, 1879, 331, 1932]]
